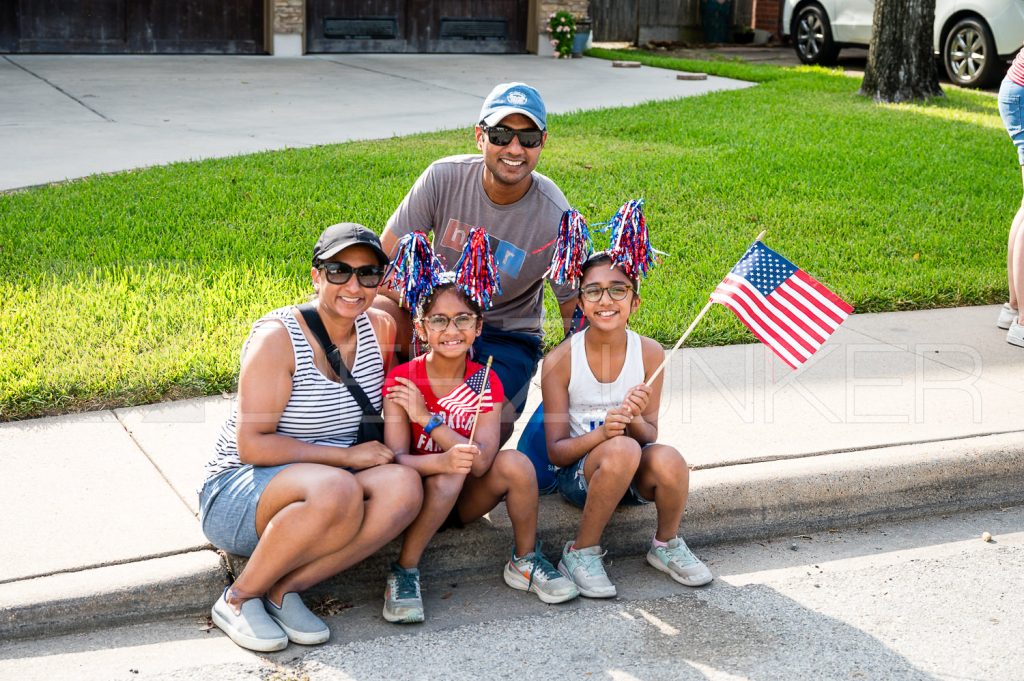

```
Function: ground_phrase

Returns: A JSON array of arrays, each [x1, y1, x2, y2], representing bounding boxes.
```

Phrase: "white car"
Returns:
[[782, 0, 1024, 87]]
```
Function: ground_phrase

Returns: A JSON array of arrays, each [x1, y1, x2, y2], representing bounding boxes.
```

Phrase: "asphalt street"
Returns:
[[3, 504, 1020, 681]]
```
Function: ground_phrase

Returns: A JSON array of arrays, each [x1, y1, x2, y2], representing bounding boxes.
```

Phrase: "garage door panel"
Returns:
[[1, 0, 264, 54], [307, 0, 526, 53]]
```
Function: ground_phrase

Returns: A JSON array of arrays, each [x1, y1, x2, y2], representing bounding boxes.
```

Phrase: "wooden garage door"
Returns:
[[307, 0, 527, 53], [0, 0, 265, 54]]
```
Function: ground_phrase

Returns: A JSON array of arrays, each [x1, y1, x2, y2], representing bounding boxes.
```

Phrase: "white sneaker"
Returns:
[[1008, 321, 1024, 348], [504, 548, 579, 604], [647, 537, 713, 587], [997, 303, 1018, 330], [557, 541, 616, 598]]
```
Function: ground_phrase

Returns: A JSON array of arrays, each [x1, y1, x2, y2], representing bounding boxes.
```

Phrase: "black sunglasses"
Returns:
[[481, 125, 545, 149], [318, 262, 385, 287]]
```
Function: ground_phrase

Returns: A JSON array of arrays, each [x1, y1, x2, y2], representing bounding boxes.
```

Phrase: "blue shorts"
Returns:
[[555, 454, 649, 509], [198, 464, 291, 556], [472, 324, 543, 420], [999, 77, 1024, 165]]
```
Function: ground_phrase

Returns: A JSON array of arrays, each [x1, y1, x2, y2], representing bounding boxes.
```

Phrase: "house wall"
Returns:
[[272, 0, 304, 55]]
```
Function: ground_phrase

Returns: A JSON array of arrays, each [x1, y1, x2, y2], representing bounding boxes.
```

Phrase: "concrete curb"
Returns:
[[0, 550, 226, 641], [4, 433, 1022, 641]]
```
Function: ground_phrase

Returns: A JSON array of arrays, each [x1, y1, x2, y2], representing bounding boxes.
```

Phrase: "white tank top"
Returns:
[[566, 328, 645, 438]]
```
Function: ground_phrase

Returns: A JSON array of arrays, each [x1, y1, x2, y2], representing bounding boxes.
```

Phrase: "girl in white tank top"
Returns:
[[541, 252, 713, 598], [566, 328, 646, 438]]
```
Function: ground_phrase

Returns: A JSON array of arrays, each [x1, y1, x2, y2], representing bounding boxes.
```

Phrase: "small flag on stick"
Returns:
[[710, 242, 852, 369], [466, 356, 494, 446]]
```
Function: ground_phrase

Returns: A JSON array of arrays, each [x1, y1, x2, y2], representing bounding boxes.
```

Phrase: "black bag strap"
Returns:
[[296, 303, 378, 417]]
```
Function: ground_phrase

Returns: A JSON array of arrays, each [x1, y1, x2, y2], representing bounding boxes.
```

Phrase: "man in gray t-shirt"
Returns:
[[376, 82, 578, 445]]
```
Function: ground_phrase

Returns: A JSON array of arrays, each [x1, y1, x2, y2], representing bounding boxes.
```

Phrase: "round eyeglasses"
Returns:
[[422, 313, 479, 332], [579, 284, 634, 303]]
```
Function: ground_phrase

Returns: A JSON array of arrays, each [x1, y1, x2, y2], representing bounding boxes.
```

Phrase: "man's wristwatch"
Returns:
[[423, 413, 444, 436]]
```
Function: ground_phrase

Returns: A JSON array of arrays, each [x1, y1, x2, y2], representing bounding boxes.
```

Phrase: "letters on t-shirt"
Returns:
[[414, 411, 478, 453], [438, 218, 526, 279]]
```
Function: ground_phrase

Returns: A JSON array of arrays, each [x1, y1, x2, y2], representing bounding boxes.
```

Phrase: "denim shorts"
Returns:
[[999, 77, 1024, 165], [198, 464, 292, 556], [555, 454, 649, 509], [472, 324, 543, 420]]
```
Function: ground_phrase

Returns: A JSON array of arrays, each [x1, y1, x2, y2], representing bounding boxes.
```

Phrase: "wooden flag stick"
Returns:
[[644, 230, 767, 387], [467, 355, 494, 447]]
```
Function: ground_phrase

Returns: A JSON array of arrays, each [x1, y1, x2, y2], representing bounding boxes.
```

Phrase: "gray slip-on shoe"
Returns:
[[210, 589, 288, 652], [264, 593, 330, 645]]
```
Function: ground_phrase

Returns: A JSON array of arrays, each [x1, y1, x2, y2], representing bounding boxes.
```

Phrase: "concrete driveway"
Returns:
[[0, 53, 752, 191]]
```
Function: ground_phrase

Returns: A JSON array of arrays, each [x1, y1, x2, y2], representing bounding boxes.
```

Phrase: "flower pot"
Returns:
[[572, 21, 592, 56]]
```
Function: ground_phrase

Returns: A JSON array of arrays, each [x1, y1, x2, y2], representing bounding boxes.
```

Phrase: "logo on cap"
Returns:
[[506, 91, 528, 105]]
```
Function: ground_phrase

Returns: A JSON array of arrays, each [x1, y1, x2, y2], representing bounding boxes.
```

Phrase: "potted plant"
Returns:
[[548, 11, 576, 58], [572, 15, 592, 57]]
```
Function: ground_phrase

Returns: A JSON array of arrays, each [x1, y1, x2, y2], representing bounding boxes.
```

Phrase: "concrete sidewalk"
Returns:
[[2, 305, 1022, 640], [0, 53, 752, 191]]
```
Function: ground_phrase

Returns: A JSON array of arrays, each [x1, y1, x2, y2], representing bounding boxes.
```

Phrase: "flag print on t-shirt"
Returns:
[[383, 356, 505, 455]]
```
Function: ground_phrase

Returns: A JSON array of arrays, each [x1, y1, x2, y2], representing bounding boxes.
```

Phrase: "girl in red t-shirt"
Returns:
[[380, 281, 578, 623]]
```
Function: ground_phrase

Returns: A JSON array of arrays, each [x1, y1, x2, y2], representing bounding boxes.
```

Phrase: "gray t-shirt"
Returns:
[[385, 154, 576, 337]]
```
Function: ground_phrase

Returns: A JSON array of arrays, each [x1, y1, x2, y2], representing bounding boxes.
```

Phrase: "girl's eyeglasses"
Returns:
[[422, 313, 479, 332], [481, 125, 544, 149], [579, 284, 634, 303], [318, 262, 385, 287]]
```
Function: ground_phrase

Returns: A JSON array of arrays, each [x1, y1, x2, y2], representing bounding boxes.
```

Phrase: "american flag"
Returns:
[[438, 364, 493, 419], [710, 242, 853, 369]]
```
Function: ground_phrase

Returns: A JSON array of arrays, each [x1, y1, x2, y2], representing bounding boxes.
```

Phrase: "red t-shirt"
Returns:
[[383, 355, 505, 455]]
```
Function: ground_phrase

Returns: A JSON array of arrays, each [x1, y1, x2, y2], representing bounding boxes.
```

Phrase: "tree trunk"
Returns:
[[859, 0, 943, 103]]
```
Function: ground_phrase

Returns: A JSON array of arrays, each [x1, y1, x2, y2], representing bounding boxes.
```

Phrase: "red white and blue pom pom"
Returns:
[[454, 227, 502, 309], [383, 231, 443, 314], [545, 208, 593, 287], [607, 198, 658, 280]]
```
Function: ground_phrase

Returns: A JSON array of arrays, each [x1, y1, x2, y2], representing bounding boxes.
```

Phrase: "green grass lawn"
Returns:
[[0, 51, 1015, 420]]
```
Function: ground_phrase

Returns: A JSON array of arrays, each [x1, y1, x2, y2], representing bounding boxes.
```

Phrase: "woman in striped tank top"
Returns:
[[997, 50, 1024, 347], [198, 223, 423, 652]]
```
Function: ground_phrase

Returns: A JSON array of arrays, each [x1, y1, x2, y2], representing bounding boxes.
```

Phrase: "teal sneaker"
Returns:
[[557, 540, 616, 598], [647, 537, 713, 587], [503, 544, 579, 604], [383, 563, 425, 623]]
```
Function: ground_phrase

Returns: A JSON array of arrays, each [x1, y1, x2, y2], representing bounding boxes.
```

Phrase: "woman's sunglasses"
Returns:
[[318, 262, 385, 287], [481, 125, 545, 149], [579, 284, 634, 303], [421, 313, 479, 332]]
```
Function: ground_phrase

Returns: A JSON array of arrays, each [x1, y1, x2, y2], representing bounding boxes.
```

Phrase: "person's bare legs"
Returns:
[[1011, 170, 1024, 320], [264, 463, 422, 604], [573, 437, 641, 549], [456, 449, 539, 557], [226, 464, 364, 609], [397, 472, 466, 568], [498, 399, 518, 450], [632, 445, 690, 542]]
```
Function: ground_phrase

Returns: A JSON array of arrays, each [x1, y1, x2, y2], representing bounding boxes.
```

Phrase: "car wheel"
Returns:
[[943, 17, 1001, 88], [792, 4, 839, 66]]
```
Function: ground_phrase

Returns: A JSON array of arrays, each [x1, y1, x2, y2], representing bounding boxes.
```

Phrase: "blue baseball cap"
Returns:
[[479, 82, 547, 130]]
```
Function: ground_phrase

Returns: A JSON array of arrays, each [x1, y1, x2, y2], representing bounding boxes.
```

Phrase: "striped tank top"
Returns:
[[566, 328, 645, 438], [204, 306, 385, 481]]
